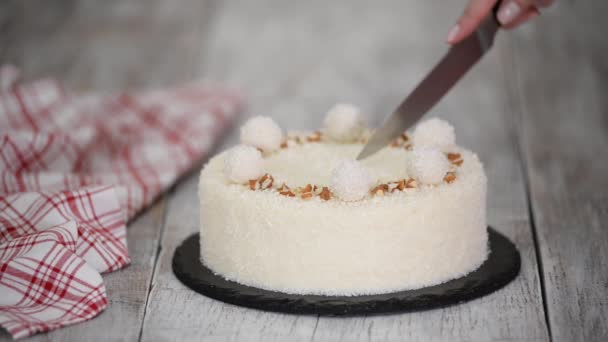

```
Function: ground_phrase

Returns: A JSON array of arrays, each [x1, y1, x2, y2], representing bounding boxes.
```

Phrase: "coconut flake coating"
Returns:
[[199, 141, 488, 296], [240, 116, 283, 152], [408, 146, 451, 185], [412, 117, 456, 151], [323, 103, 364, 142], [223, 145, 265, 183], [330, 160, 373, 201]]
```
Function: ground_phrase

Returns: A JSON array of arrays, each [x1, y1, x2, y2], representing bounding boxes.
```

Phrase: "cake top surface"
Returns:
[[201, 104, 483, 203], [265, 143, 408, 187]]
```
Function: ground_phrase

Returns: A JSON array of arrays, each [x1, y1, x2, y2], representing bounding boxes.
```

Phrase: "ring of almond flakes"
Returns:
[[245, 131, 464, 201]]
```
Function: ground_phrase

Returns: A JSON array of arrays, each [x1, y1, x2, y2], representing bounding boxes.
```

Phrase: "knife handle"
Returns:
[[475, 4, 501, 51]]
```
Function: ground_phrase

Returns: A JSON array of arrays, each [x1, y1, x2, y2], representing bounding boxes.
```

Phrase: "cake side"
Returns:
[[199, 144, 487, 295]]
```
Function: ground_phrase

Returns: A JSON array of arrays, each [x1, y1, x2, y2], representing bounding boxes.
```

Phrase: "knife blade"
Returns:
[[357, 14, 500, 160]]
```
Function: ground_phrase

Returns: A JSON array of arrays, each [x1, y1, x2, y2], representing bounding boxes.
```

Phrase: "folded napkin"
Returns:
[[0, 65, 241, 339]]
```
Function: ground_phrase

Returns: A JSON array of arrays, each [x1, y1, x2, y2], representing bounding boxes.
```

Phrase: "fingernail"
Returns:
[[497, 1, 522, 25], [446, 24, 460, 43]]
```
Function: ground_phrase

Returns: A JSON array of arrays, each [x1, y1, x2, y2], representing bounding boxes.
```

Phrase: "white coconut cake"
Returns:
[[198, 106, 488, 296]]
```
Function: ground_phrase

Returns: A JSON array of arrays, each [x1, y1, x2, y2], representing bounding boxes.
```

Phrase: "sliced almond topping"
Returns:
[[319, 187, 332, 200], [404, 143, 413, 150], [390, 134, 410, 148], [395, 179, 406, 191], [406, 178, 417, 188], [249, 179, 257, 190], [447, 152, 461, 161], [306, 131, 322, 142], [280, 190, 296, 197], [444, 172, 456, 183], [259, 173, 274, 189], [371, 184, 389, 195], [280, 141, 288, 149], [447, 153, 464, 166], [302, 184, 313, 193], [301, 192, 314, 200]]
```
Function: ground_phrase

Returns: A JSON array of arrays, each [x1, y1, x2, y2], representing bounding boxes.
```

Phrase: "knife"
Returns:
[[357, 12, 500, 160]]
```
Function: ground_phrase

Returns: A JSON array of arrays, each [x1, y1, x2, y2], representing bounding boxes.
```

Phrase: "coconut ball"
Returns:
[[412, 118, 456, 151], [323, 103, 365, 142], [223, 145, 265, 183], [330, 160, 373, 201], [240, 116, 283, 152], [407, 147, 450, 185]]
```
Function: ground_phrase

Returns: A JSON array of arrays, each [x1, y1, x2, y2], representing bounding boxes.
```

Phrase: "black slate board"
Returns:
[[173, 227, 520, 316]]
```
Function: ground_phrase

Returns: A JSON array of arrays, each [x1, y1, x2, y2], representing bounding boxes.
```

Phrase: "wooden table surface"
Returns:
[[1, 1, 606, 341]]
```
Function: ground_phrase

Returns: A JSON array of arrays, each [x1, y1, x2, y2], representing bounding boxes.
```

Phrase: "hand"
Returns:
[[446, 0, 554, 44]]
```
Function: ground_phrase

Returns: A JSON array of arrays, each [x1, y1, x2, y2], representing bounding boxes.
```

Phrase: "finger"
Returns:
[[446, 0, 499, 44], [501, 7, 540, 29], [497, 0, 548, 26]]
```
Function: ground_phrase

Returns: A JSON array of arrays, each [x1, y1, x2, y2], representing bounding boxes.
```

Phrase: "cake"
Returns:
[[198, 104, 488, 296]]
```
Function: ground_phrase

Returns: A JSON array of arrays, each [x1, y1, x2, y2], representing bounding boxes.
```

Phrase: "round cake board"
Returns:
[[172, 227, 520, 316]]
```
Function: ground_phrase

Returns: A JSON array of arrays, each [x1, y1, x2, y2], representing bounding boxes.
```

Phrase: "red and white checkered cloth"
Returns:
[[0, 65, 241, 339]]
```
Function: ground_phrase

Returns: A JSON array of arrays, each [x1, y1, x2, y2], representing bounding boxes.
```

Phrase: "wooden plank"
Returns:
[[0, 0, 212, 340], [508, 1, 608, 341], [142, 0, 549, 341]]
